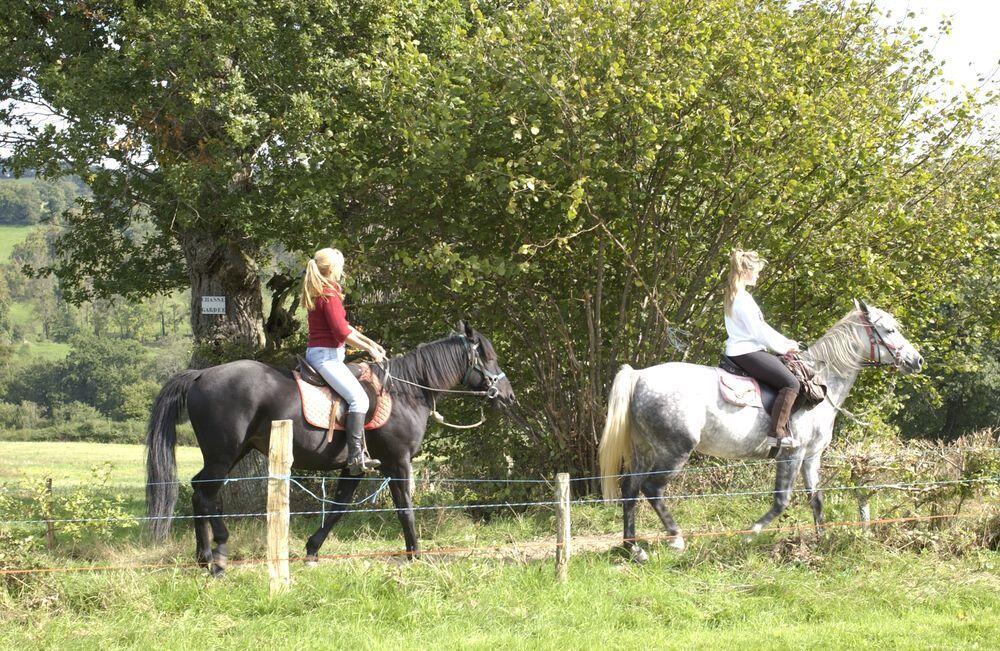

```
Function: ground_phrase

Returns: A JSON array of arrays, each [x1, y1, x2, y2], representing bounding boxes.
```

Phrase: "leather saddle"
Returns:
[[717, 354, 825, 415], [293, 356, 392, 432]]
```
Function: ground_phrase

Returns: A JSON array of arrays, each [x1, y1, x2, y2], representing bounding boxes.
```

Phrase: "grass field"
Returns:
[[0, 225, 34, 263], [0, 441, 203, 486], [1, 441, 997, 649]]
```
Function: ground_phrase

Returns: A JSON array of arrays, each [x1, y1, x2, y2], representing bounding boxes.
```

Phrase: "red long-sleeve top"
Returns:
[[307, 288, 352, 348]]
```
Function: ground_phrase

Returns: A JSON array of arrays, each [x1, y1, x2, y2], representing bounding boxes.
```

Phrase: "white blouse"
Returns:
[[724, 290, 796, 357]]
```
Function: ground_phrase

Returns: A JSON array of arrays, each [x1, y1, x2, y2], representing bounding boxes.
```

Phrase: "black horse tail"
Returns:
[[146, 370, 201, 542]]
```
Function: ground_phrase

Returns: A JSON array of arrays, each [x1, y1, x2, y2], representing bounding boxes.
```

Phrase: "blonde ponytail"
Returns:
[[301, 248, 345, 311], [724, 249, 764, 315]]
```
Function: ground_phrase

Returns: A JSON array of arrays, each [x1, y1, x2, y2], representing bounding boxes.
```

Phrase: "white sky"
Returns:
[[876, 0, 999, 91]]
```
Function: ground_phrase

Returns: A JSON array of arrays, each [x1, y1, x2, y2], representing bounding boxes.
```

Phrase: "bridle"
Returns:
[[458, 334, 508, 400], [858, 309, 902, 370], [375, 333, 509, 430]]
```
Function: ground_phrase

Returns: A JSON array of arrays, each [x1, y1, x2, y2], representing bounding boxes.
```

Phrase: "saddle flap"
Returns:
[[717, 369, 765, 410]]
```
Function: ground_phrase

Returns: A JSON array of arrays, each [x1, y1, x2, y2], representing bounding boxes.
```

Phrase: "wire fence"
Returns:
[[3, 445, 999, 490], [2, 472, 997, 527], [1, 443, 997, 578], [0, 512, 981, 577]]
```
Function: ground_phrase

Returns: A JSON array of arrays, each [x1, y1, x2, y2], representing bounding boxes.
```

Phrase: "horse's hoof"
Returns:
[[628, 547, 649, 564], [667, 535, 686, 552], [305, 556, 319, 568], [743, 523, 764, 542], [212, 547, 228, 571], [210, 564, 226, 578]]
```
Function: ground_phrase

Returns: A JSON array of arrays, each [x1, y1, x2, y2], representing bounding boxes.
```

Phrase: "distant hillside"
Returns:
[[0, 175, 89, 226], [0, 224, 35, 263]]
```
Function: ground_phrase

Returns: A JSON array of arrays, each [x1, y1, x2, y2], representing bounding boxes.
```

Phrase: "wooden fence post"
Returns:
[[267, 419, 293, 595], [850, 466, 872, 532], [45, 478, 55, 551], [555, 472, 571, 582], [857, 489, 871, 531]]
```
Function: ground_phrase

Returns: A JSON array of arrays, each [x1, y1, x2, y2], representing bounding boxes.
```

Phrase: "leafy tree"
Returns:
[[343, 0, 999, 476], [0, 183, 42, 225], [59, 334, 152, 417], [1, 0, 467, 364], [0, 274, 10, 342]]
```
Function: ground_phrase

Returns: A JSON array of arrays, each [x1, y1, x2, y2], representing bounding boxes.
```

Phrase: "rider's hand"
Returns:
[[369, 345, 386, 363], [786, 343, 801, 355]]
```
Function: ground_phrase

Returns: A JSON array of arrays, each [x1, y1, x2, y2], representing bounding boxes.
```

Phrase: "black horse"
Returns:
[[146, 321, 514, 574]]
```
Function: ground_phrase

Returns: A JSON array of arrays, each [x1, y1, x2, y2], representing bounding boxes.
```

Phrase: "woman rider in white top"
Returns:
[[724, 249, 801, 449]]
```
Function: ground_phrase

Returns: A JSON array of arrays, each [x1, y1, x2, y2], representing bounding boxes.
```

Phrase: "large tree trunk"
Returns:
[[182, 230, 266, 364], [181, 229, 269, 515]]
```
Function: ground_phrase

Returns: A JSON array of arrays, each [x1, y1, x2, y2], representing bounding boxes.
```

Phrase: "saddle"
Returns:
[[717, 353, 826, 414], [293, 357, 393, 436]]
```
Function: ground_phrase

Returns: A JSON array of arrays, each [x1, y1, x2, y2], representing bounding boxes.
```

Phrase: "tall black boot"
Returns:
[[346, 411, 380, 476]]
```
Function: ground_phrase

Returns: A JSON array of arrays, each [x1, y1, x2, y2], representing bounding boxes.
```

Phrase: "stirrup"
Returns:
[[348, 455, 381, 475], [766, 436, 799, 449], [778, 436, 800, 449]]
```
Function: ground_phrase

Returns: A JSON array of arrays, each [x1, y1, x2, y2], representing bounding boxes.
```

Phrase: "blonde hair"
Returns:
[[301, 248, 345, 311], [725, 249, 765, 315]]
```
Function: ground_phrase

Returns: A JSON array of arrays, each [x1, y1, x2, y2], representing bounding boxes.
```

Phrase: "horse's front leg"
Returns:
[[304, 471, 362, 565], [385, 464, 419, 560], [800, 454, 824, 536], [750, 452, 804, 535]]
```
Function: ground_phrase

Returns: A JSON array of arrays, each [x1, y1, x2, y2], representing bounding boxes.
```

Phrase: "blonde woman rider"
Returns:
[[724, 250, 801, 449], [302, 248, 386, 474]]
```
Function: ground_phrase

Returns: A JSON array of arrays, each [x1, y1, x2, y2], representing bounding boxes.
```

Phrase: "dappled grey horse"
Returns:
[[598, 300, 923, 561]]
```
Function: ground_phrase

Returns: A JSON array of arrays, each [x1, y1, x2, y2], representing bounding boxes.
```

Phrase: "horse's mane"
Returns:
[[373, 335, 467, 403], [803, 310, 865, 378]]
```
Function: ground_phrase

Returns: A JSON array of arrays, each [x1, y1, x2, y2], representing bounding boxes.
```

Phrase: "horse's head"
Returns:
[[455, 319, 516, 409], [851, 299, 923, 374]]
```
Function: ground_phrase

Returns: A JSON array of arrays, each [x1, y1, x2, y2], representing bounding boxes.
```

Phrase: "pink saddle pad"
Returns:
[[717, 369, 763, 409]]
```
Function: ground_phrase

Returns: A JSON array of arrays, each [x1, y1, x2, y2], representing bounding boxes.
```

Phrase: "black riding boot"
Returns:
[[346, 411, 380, 476]]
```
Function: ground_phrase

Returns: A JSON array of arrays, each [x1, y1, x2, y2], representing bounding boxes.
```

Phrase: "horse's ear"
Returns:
[[853, 298, 865, 314], [858, 299, 871, 314], [462, 319, 475, 338]]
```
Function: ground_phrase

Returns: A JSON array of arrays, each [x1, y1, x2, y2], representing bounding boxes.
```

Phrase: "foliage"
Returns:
[[0, 177, 83, 226], [3, 335, 155, 419], [0, 464, 135, 546], [1, 0, 474, 354], [330, 0, 1000, 476], [1, 0, 997, 479]]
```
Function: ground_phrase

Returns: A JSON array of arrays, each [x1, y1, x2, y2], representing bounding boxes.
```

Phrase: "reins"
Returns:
[[375, 334, 504, 430], [806, 310, 903, 427]]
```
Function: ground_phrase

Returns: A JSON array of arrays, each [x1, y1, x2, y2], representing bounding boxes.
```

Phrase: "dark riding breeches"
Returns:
[[730, 350, 800, 392]]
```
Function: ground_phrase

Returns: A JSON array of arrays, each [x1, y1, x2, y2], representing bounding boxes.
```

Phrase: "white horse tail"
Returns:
[[598, 364, 640, 500]]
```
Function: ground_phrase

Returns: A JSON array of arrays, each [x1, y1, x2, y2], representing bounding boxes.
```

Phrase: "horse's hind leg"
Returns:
[[751, 453, 805, 535], [209, 509, 230, 572], [642, 453, 692, 551], [191, 463, 231, 575], [621, 473, 647, 563], [304, 471, 362, 564], [642, 476, 684, 551]]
